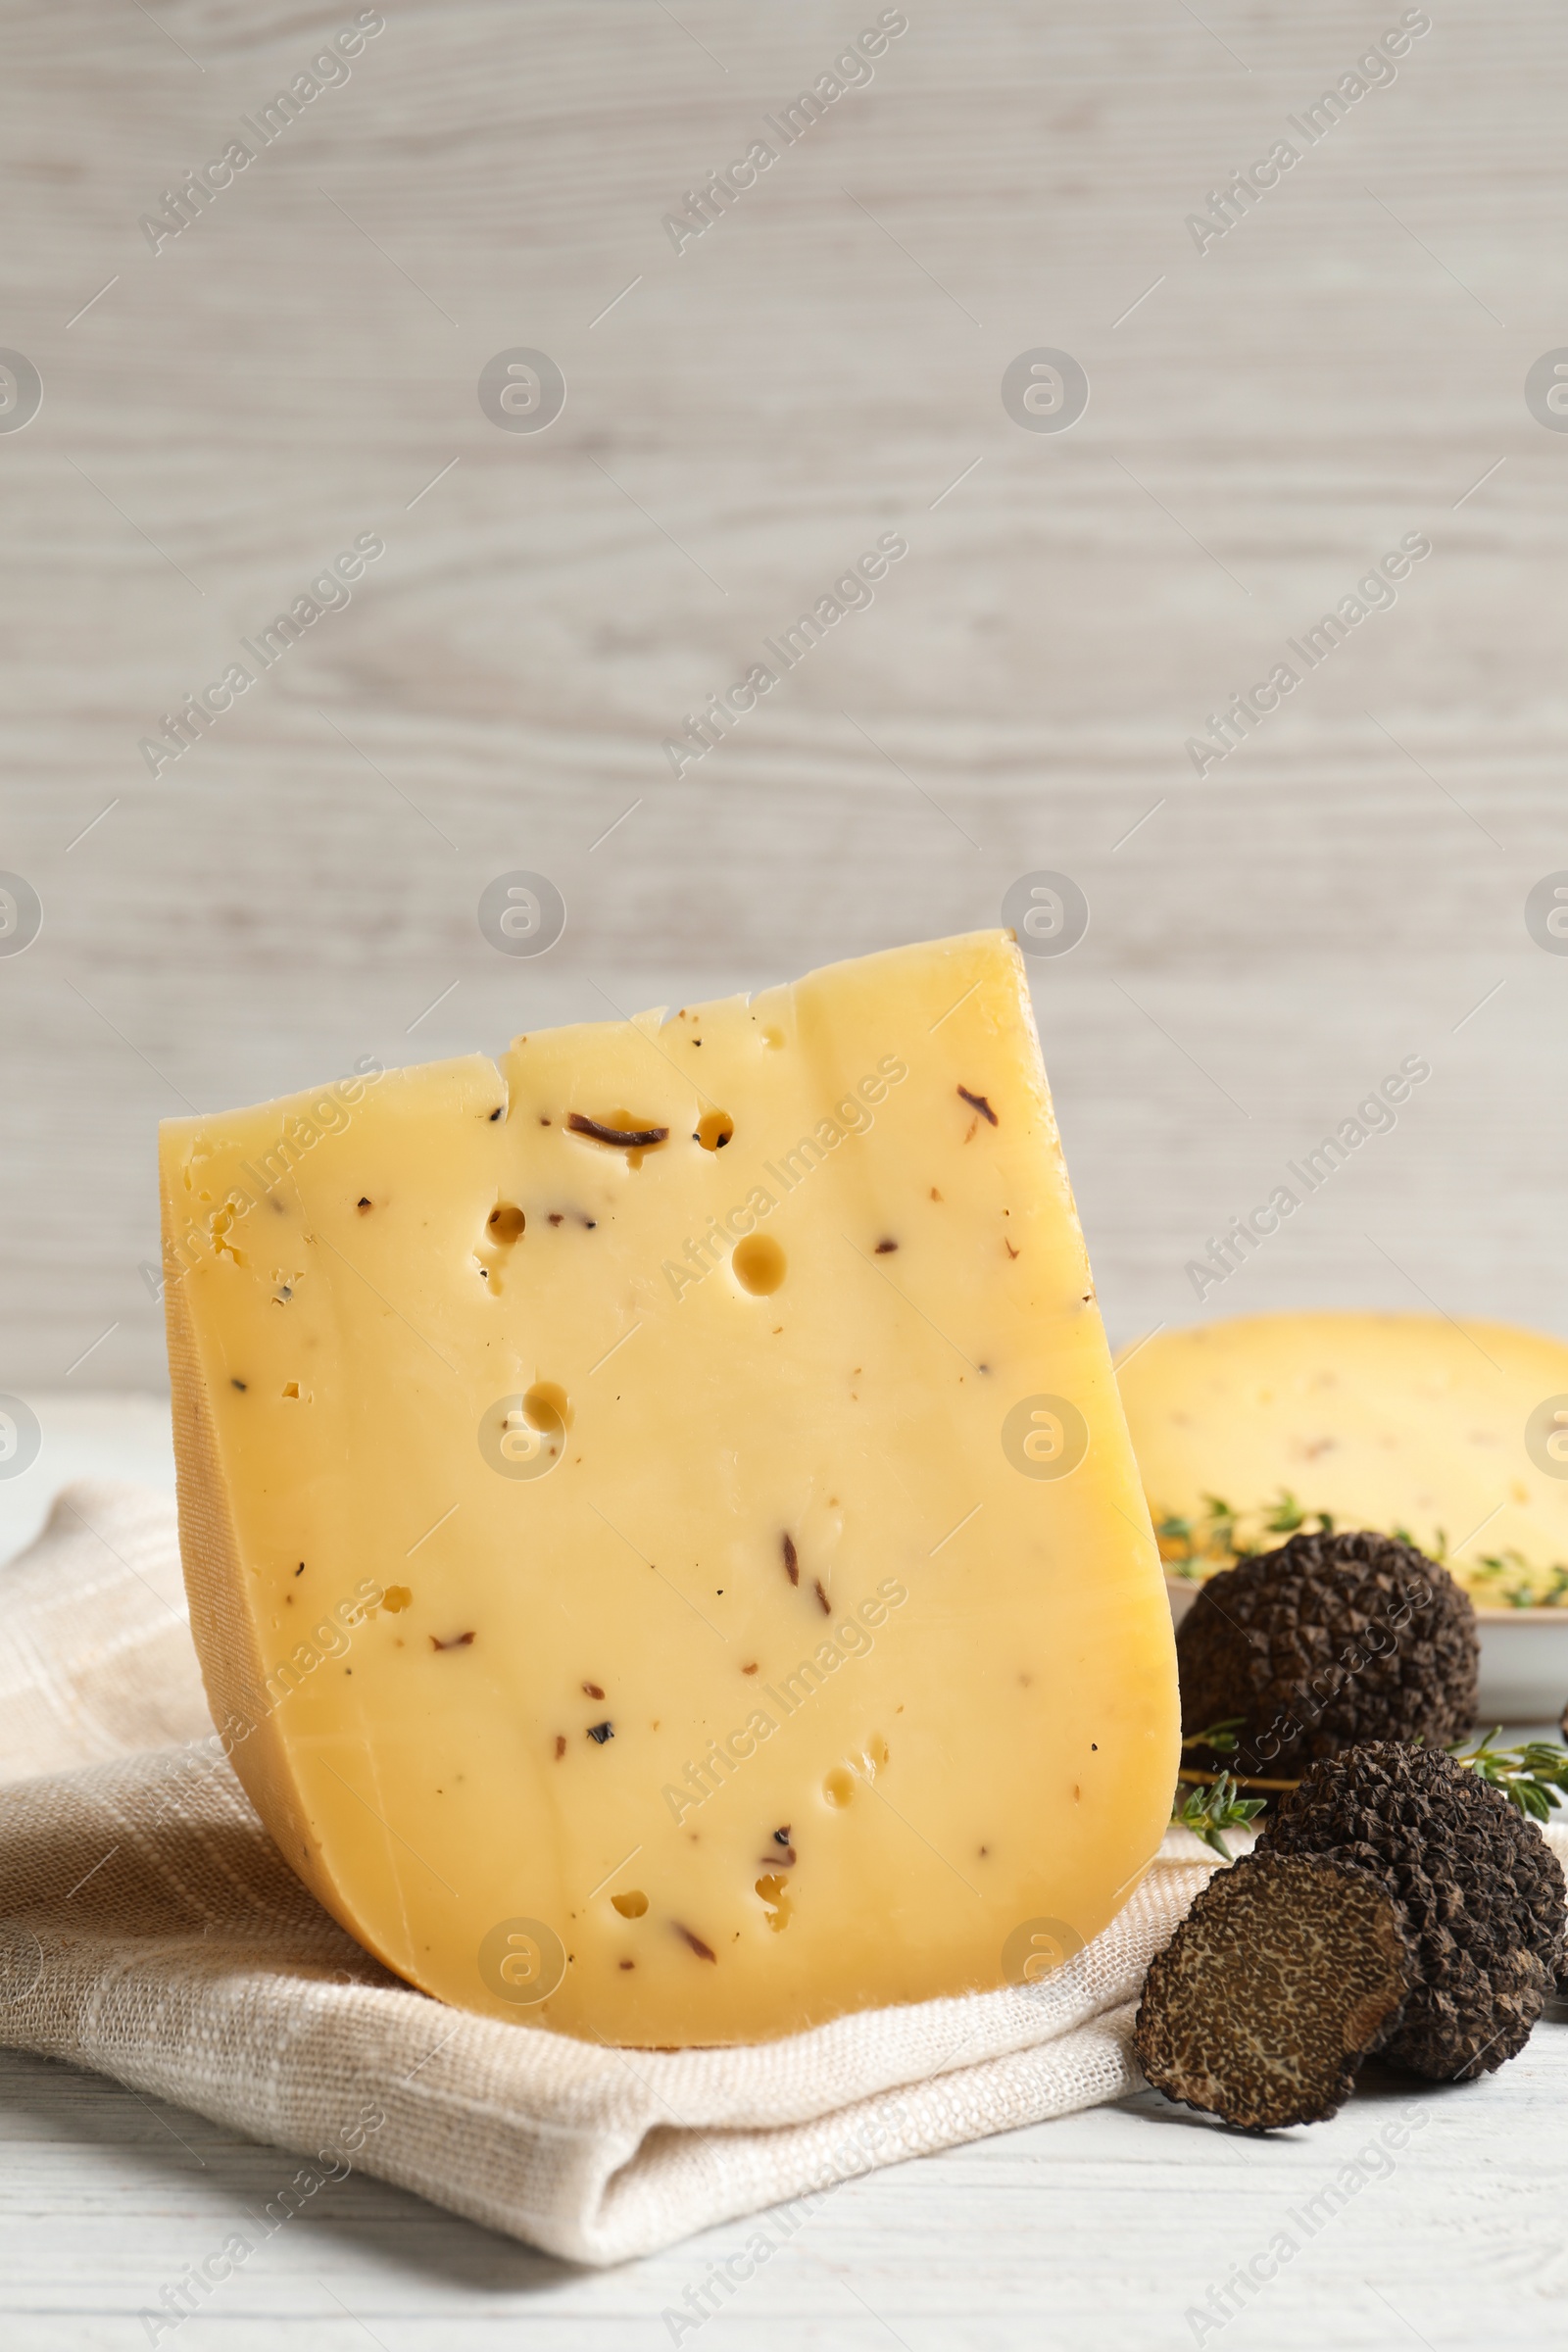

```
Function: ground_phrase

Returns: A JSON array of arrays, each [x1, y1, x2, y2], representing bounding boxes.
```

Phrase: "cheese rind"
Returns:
[[162, 930, 1177, 2043], [1119, 1310, 1568, 1609]]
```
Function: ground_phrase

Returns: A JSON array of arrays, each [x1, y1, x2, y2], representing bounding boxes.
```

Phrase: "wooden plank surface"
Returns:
[[4, 0, 1567, 1396], [5, 2027, 1568, 2352], [4, 2, 1568, 2342]]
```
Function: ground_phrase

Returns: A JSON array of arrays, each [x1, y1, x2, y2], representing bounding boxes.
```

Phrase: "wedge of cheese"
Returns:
[[1119, 1310, 1568, 1609], [161, 929, 1176, 2044]]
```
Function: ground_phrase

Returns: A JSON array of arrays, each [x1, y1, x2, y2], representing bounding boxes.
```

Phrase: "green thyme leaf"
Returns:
[[1447, 1729, 1568, 1819], [1181, 1717, 1244, 1756], [1264, 1492, 1305, 1535], [1171, 1772, 1267, 1860]]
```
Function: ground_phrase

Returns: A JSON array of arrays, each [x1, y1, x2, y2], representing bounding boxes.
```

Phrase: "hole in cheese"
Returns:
[[523, 1381, 571, 1434], [732, 1235, 786, 1296], [823, 1767, 855, 1808], [695, 1110, 734, 1152], [487, 1203, 525, 1244], [755, 1875, 793, 1932], [611, 1889, 648, 1918]]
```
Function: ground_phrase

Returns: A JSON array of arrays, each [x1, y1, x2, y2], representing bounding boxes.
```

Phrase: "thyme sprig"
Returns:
[[1181, 1716, 1244, 1756], [1446, 1729, 1568, 1822], [1171, 1772, 1266, 1860], [1157, 1490, 1337, 1578], [1159, 1496, 1568, 1607], [1466, 1552, 1568, 1610], [1175, 1764, 1302, 1792], [1170, 1730, 1568, 1848]]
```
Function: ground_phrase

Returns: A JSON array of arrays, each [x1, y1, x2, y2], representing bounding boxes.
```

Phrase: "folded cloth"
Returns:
[[0, 1481, 1232, 2265]]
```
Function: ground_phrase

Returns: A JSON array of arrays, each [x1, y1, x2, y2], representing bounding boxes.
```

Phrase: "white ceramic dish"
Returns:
[[1165, 1577, 1568, 1729]]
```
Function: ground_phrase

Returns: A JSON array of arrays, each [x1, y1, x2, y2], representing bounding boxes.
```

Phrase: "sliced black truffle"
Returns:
[[1178, 1529, 1478, 1777], [1135, 1849, 1412, 2129], [1258, 1742, 1567, 2080]]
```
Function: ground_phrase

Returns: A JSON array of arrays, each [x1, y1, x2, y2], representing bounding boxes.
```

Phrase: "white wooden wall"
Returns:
[[4, 0, 1564, 1406]]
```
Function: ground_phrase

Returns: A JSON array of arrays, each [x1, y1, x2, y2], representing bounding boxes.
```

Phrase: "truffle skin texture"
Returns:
[[1257, 1743, 1567, 2081], [1177, 1529, 1478, 1777], [1134, 1850, 1412, 2130]]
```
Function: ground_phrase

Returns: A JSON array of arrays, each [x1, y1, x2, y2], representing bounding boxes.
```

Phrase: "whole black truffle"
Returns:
[[1134, 1849, 1413, 2130], [1257, 1742, 1567, 2079], [1178, 1528, 1478, 1777]]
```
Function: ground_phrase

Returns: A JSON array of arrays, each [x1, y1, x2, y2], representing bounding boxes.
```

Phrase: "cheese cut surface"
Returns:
[[161, 930, 1176, 2044], [1120, 1310, 1568, 1610]]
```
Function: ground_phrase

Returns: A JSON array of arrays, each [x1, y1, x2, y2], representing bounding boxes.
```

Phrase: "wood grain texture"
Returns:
[[3, 2, 1568, 2334], [4, 0, 1567, 1399], [5, 2030, 1568, 2350]]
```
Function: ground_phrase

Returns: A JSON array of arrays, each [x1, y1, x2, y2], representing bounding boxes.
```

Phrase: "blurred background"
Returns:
[[5, 0, 1565, 1530]]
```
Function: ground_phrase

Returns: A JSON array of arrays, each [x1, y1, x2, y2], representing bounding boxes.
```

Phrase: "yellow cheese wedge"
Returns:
[[161, 929, 1176, 2044], [1118, 1310, 1568, 1609]]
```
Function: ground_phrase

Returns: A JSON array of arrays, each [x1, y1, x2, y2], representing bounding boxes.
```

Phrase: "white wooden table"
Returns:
[[6, 0, 1568, 2340], [8, 2031, 1568, 2351]]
